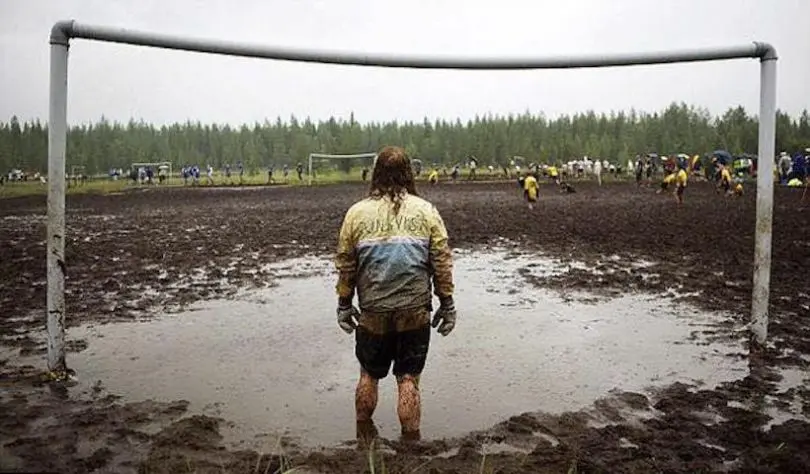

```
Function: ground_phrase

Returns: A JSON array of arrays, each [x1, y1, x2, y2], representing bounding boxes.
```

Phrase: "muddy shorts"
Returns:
[[676, 184, 685, 196], [355, 307, 431, 380]]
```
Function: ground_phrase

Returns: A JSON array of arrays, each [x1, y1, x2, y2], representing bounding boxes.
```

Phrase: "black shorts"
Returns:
[[355, 308, 431, 379]]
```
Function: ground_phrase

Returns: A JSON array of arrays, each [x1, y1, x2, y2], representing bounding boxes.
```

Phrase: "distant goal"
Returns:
[[307, 152, 377, 186]]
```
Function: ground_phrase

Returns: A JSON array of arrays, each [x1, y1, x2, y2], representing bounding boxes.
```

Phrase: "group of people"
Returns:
[[174, 162, 307, 186], [777, 149, 809, 187], [130, 165, 168, 185]]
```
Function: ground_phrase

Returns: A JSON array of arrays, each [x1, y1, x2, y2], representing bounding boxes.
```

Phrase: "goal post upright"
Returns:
[[47, 20, 778, 375]]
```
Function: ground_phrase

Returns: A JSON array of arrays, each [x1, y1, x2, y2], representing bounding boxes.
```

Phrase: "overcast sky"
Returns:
[[1, 0, 808, 126]]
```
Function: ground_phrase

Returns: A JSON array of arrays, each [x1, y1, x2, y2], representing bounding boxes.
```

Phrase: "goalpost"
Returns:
[[307, 152, 377, 186], [45, 20, 777, 377], [68, 165, 86, 187]]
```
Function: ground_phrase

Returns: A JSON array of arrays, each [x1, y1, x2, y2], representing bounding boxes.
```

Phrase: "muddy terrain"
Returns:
[[1, 180, 809, 473]]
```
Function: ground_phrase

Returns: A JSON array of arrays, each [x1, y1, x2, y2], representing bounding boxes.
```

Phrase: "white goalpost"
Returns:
[[45, 20, 778, 377], [307, 152, 377, 186]]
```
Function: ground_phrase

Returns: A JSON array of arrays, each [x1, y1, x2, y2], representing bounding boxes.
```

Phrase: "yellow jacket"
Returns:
[[335, 192, 454, 312]]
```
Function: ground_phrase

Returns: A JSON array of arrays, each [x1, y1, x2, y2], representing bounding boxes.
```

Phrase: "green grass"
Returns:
[[0, 167, 658, 200], [0, 168, 507, 200]]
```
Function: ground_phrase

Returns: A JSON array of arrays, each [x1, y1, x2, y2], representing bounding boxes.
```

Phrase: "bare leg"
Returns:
[[356, 370, 378, 422], [396, 374, 421, 438]]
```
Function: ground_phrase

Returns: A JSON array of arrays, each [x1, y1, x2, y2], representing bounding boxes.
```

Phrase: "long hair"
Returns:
[[369, 146, 417, 214]]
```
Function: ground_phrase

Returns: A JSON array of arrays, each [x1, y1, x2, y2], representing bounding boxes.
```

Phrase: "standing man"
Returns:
[[467, 156, 478, 180], [593, 158, 603, 186], [778, 152, 792, 184], [523, 171, 539, 209], [334, 145, 456, 443], [237, 161, 245, 185]]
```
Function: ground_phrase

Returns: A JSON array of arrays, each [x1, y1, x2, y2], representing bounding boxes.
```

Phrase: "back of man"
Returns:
[[334, 146, 456, 443]]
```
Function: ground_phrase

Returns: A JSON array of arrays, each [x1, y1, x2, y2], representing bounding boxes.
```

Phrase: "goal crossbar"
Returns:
[[45, 20, 778, 375]]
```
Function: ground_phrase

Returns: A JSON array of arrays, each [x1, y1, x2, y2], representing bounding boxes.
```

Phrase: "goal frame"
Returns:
[[307, 152, 377, 186], [45, 20, 777, 375]]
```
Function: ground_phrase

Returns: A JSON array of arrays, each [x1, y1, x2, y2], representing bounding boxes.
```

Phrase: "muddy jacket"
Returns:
[[335, 192, 454, 313]]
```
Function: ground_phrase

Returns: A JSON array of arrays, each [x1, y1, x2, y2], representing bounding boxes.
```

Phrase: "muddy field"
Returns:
[[1, 180, 809, 473]]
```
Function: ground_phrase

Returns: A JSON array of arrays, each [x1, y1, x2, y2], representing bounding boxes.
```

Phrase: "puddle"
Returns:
[[55, 251, 751, 449]]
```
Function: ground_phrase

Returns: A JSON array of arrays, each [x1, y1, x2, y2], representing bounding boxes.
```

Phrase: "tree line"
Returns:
[[1, 103, 809, 175]]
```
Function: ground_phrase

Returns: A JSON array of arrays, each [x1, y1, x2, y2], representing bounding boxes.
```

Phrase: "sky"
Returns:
[[1, 0, 809, 126]]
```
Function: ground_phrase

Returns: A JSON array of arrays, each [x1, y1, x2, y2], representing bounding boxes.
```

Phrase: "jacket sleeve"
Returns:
[[334, 209, 358, 301], [428, 206, 454, 299]]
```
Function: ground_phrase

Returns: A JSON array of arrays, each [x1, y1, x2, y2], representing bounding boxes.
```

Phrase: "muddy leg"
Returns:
[[396, 374, 421, 439], [356, 370, 378, 422]]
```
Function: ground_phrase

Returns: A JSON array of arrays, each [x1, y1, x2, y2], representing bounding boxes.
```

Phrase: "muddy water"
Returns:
[[67, 251, 747, 449]]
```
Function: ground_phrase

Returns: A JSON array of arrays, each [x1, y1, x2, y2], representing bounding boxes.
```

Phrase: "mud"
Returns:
[[8, 252, 750, 450], [2, 181, 809, 473]]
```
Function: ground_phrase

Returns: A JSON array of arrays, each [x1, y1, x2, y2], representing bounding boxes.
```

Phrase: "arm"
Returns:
[[334, 210, 357, 307], [428, 206, 454, 301]]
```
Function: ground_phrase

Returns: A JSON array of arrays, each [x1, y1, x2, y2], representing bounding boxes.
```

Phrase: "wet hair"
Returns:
[[369, 146, 417, 214]]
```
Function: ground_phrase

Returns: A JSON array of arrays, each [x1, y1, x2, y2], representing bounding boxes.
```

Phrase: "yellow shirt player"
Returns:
[[428, 168, 439, 185], [524, 174, 539, 209], [690, 154, 701, 175], [718, 165, 732, 194], [547, 165, 559, 184], [675, 168, 687, 204]]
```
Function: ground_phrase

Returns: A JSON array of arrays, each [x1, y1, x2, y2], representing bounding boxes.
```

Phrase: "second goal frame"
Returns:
[[46, 20, 777, 375], [307, 152, 377, 186]]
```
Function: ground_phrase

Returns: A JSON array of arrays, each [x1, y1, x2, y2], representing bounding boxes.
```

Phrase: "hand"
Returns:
[[431, 297, 457, 336], [337, 304, 360, 334]]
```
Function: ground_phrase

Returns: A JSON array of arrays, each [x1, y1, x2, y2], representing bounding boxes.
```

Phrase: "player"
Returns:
[[283, 164, 290, 182], [267, 164, 275, 184], [361, 167, 369, 182], [690, 154, 702, 178], [428, 167, 439, 185], [634, 157, 644, 187], [237, 161, 245, 185], [717, 163, 732, 195], [207, 164, 214, 185], [334, 145, 456, 443], [224, 163, 232, 185], [296, 163, 304, 182], [593, 159, 603, 186], [468, 156, 478, 180], [523, 172, 539, 210], [674, 165, 688, 204]]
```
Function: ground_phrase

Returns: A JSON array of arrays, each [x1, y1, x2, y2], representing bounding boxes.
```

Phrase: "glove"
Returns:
[[431, 297, 457, 336], [337, 304, 360, 334]]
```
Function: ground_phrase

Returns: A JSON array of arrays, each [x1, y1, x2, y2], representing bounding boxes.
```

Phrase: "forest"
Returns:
[[1, 103, 809, 174]]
